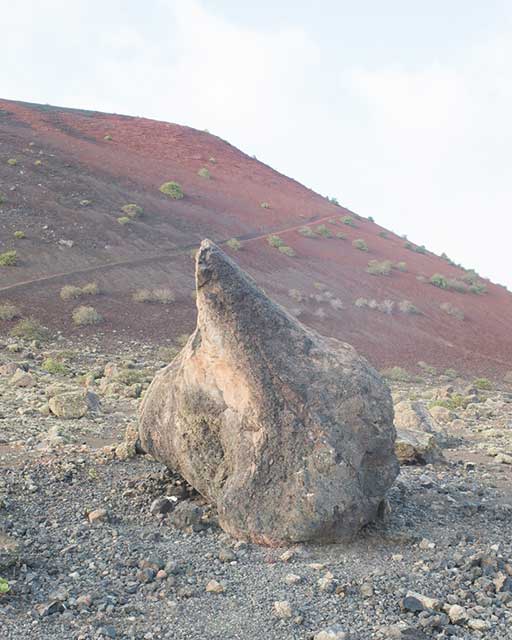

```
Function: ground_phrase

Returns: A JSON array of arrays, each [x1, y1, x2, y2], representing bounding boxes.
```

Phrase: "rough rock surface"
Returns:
[[139, 239, 399, 545]]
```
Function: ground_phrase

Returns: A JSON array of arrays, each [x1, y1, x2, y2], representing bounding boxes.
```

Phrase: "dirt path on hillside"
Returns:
[[0, 214, 337, 295]]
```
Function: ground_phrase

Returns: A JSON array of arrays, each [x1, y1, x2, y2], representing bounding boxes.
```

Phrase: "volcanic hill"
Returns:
[[0, 99, 511, 377]]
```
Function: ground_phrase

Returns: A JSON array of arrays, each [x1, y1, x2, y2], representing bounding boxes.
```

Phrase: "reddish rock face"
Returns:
[[139, 240, 399, 545]]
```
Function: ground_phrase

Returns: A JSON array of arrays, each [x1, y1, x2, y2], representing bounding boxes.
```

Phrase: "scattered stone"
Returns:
[[169, 501, 204, 531], [205, 579, 224, 593], [313, 626, 348, 640], [88, 508, 108, 524], [149, 497, 174, 515], [10, 369, 34, 387], [284, 573, 302, 585], [447, 604, 466, 624], [49, 390, 99, 419], [0, 530, 19, 570], [273, 600, 293, 619]]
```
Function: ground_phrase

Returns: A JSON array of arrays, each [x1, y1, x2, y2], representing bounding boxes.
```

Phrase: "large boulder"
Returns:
[[139, 240, 399, 545], [48, 390, 100, 419]]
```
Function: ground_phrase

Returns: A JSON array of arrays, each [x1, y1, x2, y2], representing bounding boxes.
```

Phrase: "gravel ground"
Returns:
[[1, 342, 512, 639]]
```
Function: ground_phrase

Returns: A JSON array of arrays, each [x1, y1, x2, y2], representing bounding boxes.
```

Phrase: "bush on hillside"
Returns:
[[226, 238, 241, 250], [367, 259, 392, 276], [440, 302, 465, 320], [278, 245, 296, 257], [430, 273, 448, 289], [298, 226, 317, 238], [352, 238, 368, 252], [197, 167, 211, 179], [0, 302, 20, 321], [72, 306, 102, 326], [121, 203, 143, 218], [132, 288, 175, 304], [267, 235, 284, 248], [315, 224, 332, 238], [159, 181, 184, 199], [10, 317, 51, 341], [0, 250, 17, 266]]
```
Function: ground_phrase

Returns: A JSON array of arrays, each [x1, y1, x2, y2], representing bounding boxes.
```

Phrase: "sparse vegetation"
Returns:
[[327, 196, 340, 206], [288, 289, 304, 302], [341, 215, 356, 227], [197, 167, 211, 179], [430, 273, 448, 289], [34, 159, 42, 166], [378, 231, 388, 238], [469, 283, 487, 295], [159, 181, 184, 199], [72, 305, 102, 326], [414, 245, 427, 254], [315, 224, 332, 238], [104, 134, 112, 141], [42, 358, 68, 375], [398, 300, 420, 314], [13, 231, 25, 239], [0, 250, 17, 266], [121, 204, 143, 219], [367, 259, 392, 276], [260, 202, 270, 209], [60, 282, 100, 300], [157, 346, 180, 362], [429, 395, 469, 411], [10, 317, 50, 341], [0, 578, 10, 594], [444, 368, 459, 379], [267, 235, 284, 248], [394, 261, 407, 272], [175, 334, 190, 347], [117, 216, 132, 225], [278, 245, 296, 257], [473, 377, 492, 390], [335, 232, 346, 240], [226, 238, 241, 250], [0, 302, 20, 321], [298, 226, 317, 238], [352, 238, 368, 252], [381, 366, 414, 382], [79, 199, 91, 206], [132, 288, 175, 304], [7, 158, 17, 166], [440, 302, 465, 320], [418, 361, 437, 376]]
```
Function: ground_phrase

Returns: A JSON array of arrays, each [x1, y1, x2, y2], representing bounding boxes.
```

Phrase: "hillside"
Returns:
[[0, 98, 511, 377]]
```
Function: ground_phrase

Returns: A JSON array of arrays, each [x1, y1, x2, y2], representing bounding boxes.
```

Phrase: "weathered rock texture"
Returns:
[[139, 239, 399, 544]]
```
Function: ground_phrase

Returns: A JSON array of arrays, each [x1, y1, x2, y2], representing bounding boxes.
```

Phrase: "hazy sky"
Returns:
[[3, 1, 511, 287]]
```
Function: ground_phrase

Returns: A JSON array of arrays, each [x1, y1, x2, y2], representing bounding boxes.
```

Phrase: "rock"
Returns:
[[218, 548, 236, 562], [447, 604, 466, 624], [0, 530, 19, 571], [394, 400, 437, 432], [496, 453, 512, 465], [284, 573, 302, 585], [10, 369, 34, 387], [429, 405, 454, 423], [139, 239, 399, 544], [88, 508, 108, 524], [49, 390, 99, 419], [36, 601, 64, 617], [149, 497, 174, 515], [395, 430, 444, 465], [317, 571, 336, 592], [403, 591, 440, 611], [104, 362, 120, 378], [169, 501, 204, 531], [205, 579, 224, 593], [273, 600, 293, 619], [1, 362, 26, 376], [467, 619, 489, 631], [313, 626, 348, 640]]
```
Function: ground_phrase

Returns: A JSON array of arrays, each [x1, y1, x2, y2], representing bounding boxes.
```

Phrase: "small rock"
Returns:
[[273, 600, 293, 619], [169, 501, 204, 531], [10, 369, 34, 388], [218, 548, 236, 563], [150, 497, 174, 515], [205, 580, 224, 593], [313, 625, 348, 640], [36, 601, 64, 617], [447, 604, 466, 624], [284, 573, 302, 585], [318, 571, 336, 592], [88, 508, 108, 524]]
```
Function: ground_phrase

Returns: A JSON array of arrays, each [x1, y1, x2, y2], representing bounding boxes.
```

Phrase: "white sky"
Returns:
[[2, 0, 511, 287]]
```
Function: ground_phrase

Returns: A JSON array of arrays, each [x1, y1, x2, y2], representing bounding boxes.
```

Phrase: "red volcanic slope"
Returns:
[[0, 99, 511, 377]]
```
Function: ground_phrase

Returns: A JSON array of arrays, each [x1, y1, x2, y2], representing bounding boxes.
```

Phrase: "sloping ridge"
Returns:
[[0, 98, 511, 377]]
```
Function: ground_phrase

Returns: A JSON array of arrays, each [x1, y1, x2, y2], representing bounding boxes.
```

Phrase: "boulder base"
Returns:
[[139, 239, 399, 545]]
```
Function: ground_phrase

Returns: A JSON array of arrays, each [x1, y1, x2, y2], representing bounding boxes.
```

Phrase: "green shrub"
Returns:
[[72, 305, 102, 326], [157, 346, 180, 361], [417, 361, 437, 376], [10, 317, 50, 341], [175, 333, 190, 346], [429, 395, 469, 411], [197, 167, 211, 179], [260, 201, 270, 209], [132, 288, 174, 304], [446, 278, 469, 294], [13, 231, 25, 239], [42, 358, 68, 375], [226, 238, 242, 250], [0, 250, 17, 266], [398, 300, 420, 314], [404, 241, 413, 250], [430, 273, 448, 289], [394, 261, 407, 272], [298, 226, 317, 238], [378, 231, 388, 238], [315, 224, 332, 238], [0, 578, 10, 594], [469, 283, 487, 295], [121, 203, 143, 218], [267, 235, 284, 248], [473, 377, 492, 390], [288, 288, 304, 302], [278, 245, 296, 257], [60, 285, 83, 300], [444, 368, 459, 379], [34, 159, 42, 166], [81, 282, 100, 295], [341, 215, 356, 227], [414, 245, 427, 254], [7, 158, 17, 166], [335, 232, 346, 239], [0, 302, 20, 320], [352, 238, 368, 252], [159, 181, 184, 199], [367, 259, 392, 275], [440, 302, 465, 320], [117, 216, 132, 225], [79, 199, 91, 206], [381, 366, 413, 382], [367, 216, 374, 222], [327, 196, 340, 205]]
